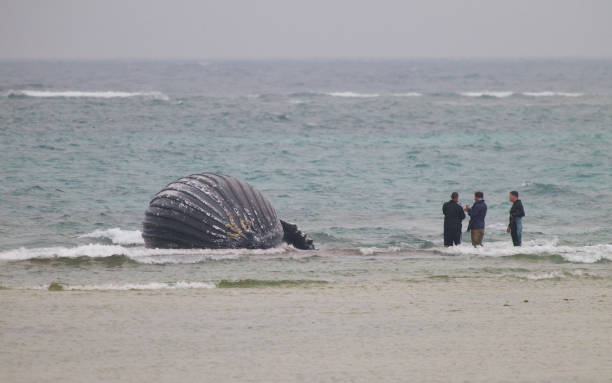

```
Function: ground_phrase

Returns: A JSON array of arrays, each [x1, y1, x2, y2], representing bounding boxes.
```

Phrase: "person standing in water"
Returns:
[[507, 190, 525, 246], [465, 191, 487, 247], [442, 192, 465, 247]]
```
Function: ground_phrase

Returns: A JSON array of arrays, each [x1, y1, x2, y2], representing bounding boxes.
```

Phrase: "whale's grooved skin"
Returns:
[[143, 173, 284, 249]]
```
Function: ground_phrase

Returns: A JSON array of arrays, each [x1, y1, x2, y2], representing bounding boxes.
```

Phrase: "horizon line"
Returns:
[[1, 55, 612, 62]]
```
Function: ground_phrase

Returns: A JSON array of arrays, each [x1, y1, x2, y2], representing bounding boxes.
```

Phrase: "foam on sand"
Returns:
[[35, 281, 216, 291], [6, 90, 169, 100], [357, 246, 402, 255], [523, 270, 595, 280]]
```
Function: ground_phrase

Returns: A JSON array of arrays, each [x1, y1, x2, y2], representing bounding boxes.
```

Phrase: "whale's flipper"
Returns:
[[280, 220, 315, 250]]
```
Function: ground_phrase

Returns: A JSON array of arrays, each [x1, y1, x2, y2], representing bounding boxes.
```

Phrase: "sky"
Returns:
[[1, 0, 612, 60]]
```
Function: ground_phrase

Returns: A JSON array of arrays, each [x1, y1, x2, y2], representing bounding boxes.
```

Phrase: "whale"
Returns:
[[142, 173, 314, 250]]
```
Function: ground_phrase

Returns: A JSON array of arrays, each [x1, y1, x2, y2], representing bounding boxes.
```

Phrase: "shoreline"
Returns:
[[1, 279, 611, 382]]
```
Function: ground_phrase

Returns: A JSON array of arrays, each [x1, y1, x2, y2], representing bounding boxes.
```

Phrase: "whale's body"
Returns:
[[143, 173, 313, 250]]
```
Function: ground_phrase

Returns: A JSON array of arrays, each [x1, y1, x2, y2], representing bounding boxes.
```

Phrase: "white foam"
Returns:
[[35, 281, 215, 291], [460, 91, 514, 98], [522, 91, 584, 97], [358, 246, 401, 255], [7, 90, 169, 100], [524, 270, 591, 280], [327, 92, 380, 98], [438, 239, 612, 264], [79, 228, 144, 245], [0, 244, 130, 261], [390, 92, 423, 97], [0, 243, 293, 264]]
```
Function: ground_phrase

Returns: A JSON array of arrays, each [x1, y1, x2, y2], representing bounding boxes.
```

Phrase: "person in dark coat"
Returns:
[[465, 191, 487, 247], [507, 190, 525, 246], [442, 192, 465, 247]]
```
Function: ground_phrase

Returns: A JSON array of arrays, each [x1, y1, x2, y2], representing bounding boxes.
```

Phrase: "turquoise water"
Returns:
[[1, 60, 611, 289]]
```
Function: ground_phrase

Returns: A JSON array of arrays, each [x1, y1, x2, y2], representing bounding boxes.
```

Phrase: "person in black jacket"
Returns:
[[442, 192, 466, 247], [507, 191, 525, 246]]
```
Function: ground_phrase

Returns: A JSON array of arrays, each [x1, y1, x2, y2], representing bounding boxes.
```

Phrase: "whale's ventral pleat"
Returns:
[[142, 173, 313, 250]]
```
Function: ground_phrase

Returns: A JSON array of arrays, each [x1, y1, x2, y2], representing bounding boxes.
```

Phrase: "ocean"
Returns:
[[1, 59, 611, 289]]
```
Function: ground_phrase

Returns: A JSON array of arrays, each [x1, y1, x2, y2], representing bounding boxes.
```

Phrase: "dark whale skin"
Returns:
[[142, 173, 284, 249]]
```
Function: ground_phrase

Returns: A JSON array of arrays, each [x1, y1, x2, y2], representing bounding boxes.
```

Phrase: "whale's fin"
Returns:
[[280, 220, 315, 250]]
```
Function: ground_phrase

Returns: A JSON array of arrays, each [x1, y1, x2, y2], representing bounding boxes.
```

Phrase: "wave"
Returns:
[[6, 90, 169, 100], [35, 281, 215, 291], [0, 243, 294, 264], [437, 239, 612, 264], [217, 279, 328, 288], [390, 92, 423, 97], [460, 91, 514, 98], [327, 92, 380, 98], [23, 279, 329, 291], [522, 91, 584, 97], [522, 270, 597, 281], [357, 246, 402, 255], [78, 228, 144, 245], [459, 91, 584, 99], [326, 92, 422, 98]]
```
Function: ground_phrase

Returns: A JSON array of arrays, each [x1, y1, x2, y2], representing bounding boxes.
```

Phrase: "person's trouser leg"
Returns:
[[510, 222, 519, 246], [453, 227, 462, 245], [443, 228, 453, 246], [471, 229, 484, 246], [511, 218, 522, 246]]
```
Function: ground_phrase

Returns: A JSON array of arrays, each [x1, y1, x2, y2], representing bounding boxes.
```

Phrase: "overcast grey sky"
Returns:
[[1, 0, 611, 60]]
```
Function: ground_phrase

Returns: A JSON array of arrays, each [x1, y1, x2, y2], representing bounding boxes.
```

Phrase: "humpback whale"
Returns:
[[142, 173, 314, 250]]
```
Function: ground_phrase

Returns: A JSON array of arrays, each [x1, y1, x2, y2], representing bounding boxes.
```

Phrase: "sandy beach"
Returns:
[[1, 279, 610, 382]]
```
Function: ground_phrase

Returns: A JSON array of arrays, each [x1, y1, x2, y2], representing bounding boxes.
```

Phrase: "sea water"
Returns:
[[1, 59, 611, 290]]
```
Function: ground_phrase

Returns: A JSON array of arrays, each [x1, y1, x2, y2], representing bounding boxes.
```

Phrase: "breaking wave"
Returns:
[[6, 90, 169, 100], [0, 243, 294, 264], [79, 228, 144, 245], [460, 91, 514, 98], [390, 92, 423, 97], [522, 91, 584, 97], [327, 92, 380, 98], [437, 239, 612, 264], [458, 91, 584, 99]]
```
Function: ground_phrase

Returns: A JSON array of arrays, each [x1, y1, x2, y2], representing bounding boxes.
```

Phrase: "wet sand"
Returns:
[[1, 279, 611, 382]]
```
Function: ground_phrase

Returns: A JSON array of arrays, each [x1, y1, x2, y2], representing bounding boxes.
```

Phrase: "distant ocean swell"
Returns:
[[458, 91, 584, 98], [300, 91, 585, 99], [3, 89, 585, 100], [5, 89, 169, 100], [322, 91, 584, 98]]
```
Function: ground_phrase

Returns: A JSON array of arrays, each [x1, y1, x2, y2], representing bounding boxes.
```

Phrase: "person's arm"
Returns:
[[469, 203, 481, 218], [442, 203, 447, 216], [507, 208, 513, 232], [459, 205, 466, 220], [518, 201, 525, 217], [508, 203, 516, 233]]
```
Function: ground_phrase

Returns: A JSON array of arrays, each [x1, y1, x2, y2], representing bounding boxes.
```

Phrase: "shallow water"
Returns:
[[1, 59, 611, 290]]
